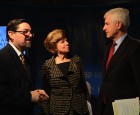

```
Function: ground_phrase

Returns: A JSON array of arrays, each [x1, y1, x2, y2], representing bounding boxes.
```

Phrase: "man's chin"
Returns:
[[25, 41, 31, 48]]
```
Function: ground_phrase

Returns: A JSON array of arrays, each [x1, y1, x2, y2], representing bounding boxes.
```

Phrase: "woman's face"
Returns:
[[56, 38, 69, 54]]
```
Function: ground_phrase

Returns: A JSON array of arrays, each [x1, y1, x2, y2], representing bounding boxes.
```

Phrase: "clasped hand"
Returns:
[[31, 89, 49, 103]]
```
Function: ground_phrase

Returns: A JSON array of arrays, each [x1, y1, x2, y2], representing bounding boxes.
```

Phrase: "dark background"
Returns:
[[0, 0, 140, 114]]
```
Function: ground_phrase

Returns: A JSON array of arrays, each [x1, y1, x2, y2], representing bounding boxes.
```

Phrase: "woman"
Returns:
[[40, 29, 90, 115]]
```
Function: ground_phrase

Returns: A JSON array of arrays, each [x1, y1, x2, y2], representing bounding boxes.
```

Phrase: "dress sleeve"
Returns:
[[40, 62, 50, 114], [78, 57, 90, 102]]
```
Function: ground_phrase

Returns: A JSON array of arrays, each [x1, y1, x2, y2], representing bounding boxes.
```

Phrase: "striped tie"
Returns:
[[19, 54, 26, 69]]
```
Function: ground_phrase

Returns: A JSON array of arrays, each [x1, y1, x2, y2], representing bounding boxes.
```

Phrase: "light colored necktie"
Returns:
[[19, 54, 26, 68]]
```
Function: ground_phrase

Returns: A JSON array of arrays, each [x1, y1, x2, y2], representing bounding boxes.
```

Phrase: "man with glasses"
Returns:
[[0, 19, 49, 115]]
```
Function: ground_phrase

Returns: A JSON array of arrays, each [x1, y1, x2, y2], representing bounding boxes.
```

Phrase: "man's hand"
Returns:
[[37, 89, 49, 103], [31, 90, 40, 102], [31, 89, 49, 103]]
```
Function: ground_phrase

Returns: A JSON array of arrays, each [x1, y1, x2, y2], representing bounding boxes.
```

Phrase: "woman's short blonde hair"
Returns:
[[44, 29, 66, 54]]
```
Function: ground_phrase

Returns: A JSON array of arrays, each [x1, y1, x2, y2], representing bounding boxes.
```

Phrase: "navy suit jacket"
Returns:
[[0, 43, 34, 115], [97, 35, 140, 115]]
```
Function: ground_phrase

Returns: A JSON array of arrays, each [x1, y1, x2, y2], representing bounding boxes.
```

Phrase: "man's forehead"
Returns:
[[17, 22, 31, 30]]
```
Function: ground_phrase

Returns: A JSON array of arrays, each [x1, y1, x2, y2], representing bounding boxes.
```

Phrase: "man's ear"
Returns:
[[117, 21, 122, 30], [8, 31, 14, 41]]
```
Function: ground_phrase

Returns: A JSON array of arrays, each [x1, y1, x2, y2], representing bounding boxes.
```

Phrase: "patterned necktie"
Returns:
[[19, 54, 26, 68], [106, 42, 116, 70]]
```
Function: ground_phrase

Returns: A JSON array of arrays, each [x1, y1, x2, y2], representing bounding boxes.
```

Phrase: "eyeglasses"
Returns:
[[14, 30, 34, 37]]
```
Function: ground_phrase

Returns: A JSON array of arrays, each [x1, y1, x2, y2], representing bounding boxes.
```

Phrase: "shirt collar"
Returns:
[[9, 42, 22, 56], [115, 33, 127, 46], [113, 33, 127, 53]]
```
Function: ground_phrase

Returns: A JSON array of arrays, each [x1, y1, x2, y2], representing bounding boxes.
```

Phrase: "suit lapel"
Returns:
[[105, 36, 129, 78], [47, 55, 79, 78], [6, 44, 32, 85], [47, 56, 64, 78], [103, 42, 112, 78], [69, 56, 79, 73]]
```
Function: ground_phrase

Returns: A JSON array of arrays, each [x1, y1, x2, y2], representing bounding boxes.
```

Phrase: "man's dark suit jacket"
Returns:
[[0, 43, 34, 115], [97, 35, 140, 115]]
